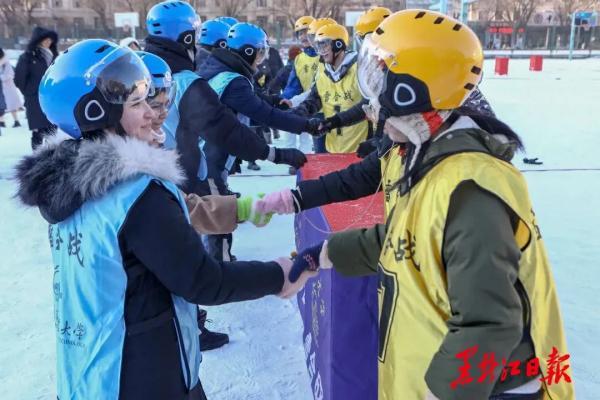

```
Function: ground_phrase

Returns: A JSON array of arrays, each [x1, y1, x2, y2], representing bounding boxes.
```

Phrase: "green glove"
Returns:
[[237, 194, 273, 227]]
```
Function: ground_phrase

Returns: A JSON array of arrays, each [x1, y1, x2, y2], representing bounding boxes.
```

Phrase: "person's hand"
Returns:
[[236, 195, 273, 227], [304, 117, 325, 136], [279, 99, 293, 109], [356, 137, 379, 158], [289, 241, 333, 283], [276, 257, 318, 299], [255, 189, 296, 215], [273, 148, 307, 169], [323, 115, 342, 130]]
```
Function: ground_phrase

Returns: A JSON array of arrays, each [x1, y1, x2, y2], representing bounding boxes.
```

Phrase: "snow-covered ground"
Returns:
[[0, 58, 599, 399]]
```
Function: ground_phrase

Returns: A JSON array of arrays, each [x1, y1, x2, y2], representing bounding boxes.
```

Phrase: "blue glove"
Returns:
[[289, 242, 324, 283]]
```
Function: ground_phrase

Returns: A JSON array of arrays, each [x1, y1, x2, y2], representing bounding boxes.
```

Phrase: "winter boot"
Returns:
[[13, 121, 21, 128], [197, 308, 229, 351], [247, 161, 261, 171], [0, 121, 5, 128]]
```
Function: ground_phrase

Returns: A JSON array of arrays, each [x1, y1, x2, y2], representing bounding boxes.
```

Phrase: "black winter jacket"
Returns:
[[15, 134, 284, 399], [144, 36, 271, 195], [14, 27, 58, 130]]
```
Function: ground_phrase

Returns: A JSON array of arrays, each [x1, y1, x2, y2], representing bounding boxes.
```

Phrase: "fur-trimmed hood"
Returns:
[[14, 133, 185, 224]]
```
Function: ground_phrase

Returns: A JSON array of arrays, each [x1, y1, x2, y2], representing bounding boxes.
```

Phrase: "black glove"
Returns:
[[290, 242, 324, 282], [274, 148, 308, 169], [304, 118, 325, 136], [323, 115, 342, 130], [356, 137, 380, 158]]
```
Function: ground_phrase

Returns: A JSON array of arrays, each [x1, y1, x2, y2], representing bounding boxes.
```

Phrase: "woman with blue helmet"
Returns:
[[136, 50, 177, 145], [14, 39, 315, 400]]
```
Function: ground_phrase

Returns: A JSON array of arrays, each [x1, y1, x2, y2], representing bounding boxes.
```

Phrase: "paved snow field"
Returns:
[[0, 58, 598, 399]]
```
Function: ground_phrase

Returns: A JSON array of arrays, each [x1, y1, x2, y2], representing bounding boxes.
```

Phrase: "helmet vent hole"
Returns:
[[152, 23, 161, 27], [464, 83, 475, 90], [95, 45, 111, 53], [453, 24, 462, 31], [415, 11, 426, 19], [471, 66, 482, 75], [155, 30, 163, 35], [375, 27, 384, 35], [434, 17, 444, 24]]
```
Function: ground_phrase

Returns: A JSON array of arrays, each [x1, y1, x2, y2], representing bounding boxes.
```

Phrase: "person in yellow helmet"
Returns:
[[282, 16, 323, 99], [292, 23, 368, 153], [281, 16, 337, 158], [354, 6, 391, 47], [283, 9, 574, 400]]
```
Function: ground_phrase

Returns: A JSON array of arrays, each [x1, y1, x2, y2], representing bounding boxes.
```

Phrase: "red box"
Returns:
[[495, 57, 509, 75], [530, 55, 543, 71]]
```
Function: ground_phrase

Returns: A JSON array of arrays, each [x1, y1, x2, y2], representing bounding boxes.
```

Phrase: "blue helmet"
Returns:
[[215, 16, 238, 27], [198, 19, 229, 48], [146, 1, 201, 50], [136, 51, 177, 109], [39, 39, 152, 139], [227, 23, 269, 65]]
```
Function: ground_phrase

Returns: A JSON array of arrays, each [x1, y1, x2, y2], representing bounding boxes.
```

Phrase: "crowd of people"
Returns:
[[8, 2, 573, 400]]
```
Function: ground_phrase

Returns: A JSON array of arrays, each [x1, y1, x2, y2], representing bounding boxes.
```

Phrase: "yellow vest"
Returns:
[[379, 145, 404, 218], [294, 52, 319, 92], [315, 62, 368, 153], [378, 152, 574, 400]]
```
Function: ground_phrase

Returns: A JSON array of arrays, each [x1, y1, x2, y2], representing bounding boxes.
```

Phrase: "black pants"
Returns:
[[31, 126, 56, 150]]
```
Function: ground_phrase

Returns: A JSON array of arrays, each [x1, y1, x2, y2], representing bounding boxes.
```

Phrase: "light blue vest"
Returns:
[[164, 70, 208, 181], [206, 71, 252, 172], [50, 175, 201, 399]]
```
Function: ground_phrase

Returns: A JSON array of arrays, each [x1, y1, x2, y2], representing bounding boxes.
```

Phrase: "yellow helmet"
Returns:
[[307, 17, 336, 35], [355, 6, 392, 37], [358, 9, 483, 115], [295, 16, 314, 32], [315, 23, 349, 48]]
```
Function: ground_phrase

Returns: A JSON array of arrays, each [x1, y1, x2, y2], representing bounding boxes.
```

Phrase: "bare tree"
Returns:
[[553, 0, 600, 26], [217, 0, 254, 18], [274, 0, 347, 30], [22, 0, 41, 27], [86, 0, 113, 36], [499, 0, 541, 45], [0, 0, 41, 37]]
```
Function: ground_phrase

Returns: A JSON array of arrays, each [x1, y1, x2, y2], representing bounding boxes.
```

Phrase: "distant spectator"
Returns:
[[0, 48, 24, 128], [14, 27, 58, 149], [119, 37, 141, 51]]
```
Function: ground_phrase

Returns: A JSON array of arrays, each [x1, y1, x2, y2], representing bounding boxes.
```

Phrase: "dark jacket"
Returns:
[[194, 45, 211, 73], [144, 36, 271, 195], [15, 134, 284, 399], [199, 49, 309, 133], [267, 61, 293, 94], [14, 27, 57, 130], [327, 125, 535, 400], [294, 90, 497, 210], [255, 46, 284, 88]]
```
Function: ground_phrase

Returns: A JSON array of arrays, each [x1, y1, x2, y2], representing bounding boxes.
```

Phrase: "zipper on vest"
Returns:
[[173, 316, 192, 392]]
